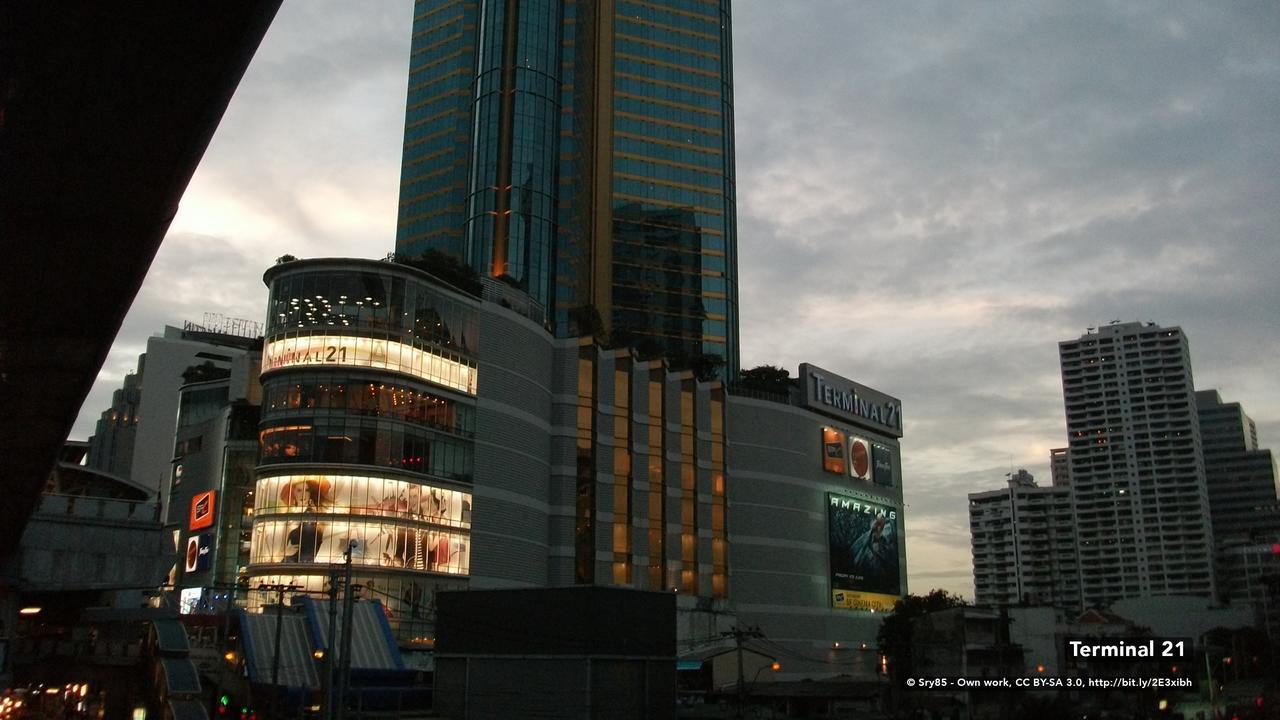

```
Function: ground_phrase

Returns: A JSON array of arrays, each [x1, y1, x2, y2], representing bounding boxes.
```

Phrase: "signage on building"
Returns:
[[822, 427, 846, 474], [184, 533, 212, 573], [262, 334, 476, 394], [849, 436, 871, 480], [828, 492, 901, 612], [800, 364, 903, 438], [190, 491, 215, 530], [178, 588, 204, 615], [820, 428, 896, 487], [872, 444, 894, 487]]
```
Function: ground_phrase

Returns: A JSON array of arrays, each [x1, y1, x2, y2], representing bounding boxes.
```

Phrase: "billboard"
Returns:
[[848, 436, 871, 481], [828, 493, 901, 611], [184, 533, 212, 573], [178, 588, 204, 615], [189, 491, 215, 530], [872, 444, 894, 486], [821, 427, 846, 474]]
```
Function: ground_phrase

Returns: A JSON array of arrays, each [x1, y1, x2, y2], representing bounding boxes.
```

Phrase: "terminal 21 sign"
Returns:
[[800, 364, 902, 438]]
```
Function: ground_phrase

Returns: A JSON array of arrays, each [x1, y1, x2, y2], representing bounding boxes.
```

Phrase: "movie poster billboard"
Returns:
[[821, 427, 846, 474], [848, 437, 872, 481], [828, 493, 901, 611]]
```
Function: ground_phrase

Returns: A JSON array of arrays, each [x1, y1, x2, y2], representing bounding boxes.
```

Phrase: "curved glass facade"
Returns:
[[465, 0, 563, 306], [249, 260, 479, 640]]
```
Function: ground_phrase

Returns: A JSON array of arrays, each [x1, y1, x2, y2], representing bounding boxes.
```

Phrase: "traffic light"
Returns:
[[216, 695, 229, 715]]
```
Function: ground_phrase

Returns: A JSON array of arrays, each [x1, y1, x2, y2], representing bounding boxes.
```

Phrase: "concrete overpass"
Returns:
[[0, 2, 283, 557]]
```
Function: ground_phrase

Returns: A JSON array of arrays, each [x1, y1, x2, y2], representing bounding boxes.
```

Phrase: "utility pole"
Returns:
[[721, 625, 763, 719], [259, 583, 300, 716], [322, 569, 338, 720], [335, 542, 358, 720]]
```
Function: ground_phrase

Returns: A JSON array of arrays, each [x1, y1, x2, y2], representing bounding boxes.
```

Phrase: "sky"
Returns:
[[71, 1, 1280, 600]]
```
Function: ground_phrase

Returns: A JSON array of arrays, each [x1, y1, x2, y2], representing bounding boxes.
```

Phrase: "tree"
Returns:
[[396, 249, 482, 296], [736, 364, 793, 394], [275, 254, 298, 264], [877, 589, 968, 688]]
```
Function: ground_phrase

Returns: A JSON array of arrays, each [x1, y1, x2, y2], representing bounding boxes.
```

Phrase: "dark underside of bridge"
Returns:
[[0, 2, 282, 558]]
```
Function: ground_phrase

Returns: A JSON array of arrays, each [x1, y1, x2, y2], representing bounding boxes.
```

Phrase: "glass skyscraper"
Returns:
[[396, 0, 739, 376]]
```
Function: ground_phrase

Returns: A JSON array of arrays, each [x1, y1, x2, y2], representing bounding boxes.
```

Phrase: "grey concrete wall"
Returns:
[[726, 394, 906, 682], [470, 305, 558, 587]]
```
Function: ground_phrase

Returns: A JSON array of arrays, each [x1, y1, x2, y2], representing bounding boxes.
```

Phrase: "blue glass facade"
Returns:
[[397, 0, 480, 257], [396, 0, 739, 376]]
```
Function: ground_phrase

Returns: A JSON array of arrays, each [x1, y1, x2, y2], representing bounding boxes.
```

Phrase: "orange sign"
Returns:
[[190, 491, 216, 530], [822, 427, 846, 474]]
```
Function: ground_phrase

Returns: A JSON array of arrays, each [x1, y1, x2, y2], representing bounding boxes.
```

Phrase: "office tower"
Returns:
[[1058, 322, 1215, 607], [396, 0, 740, 375], [1195, 389, 1280, 608], [969, 470, 1079, 609]]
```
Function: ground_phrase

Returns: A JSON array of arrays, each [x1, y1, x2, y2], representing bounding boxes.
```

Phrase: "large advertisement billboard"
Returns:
[[828, 493, 901, 612]]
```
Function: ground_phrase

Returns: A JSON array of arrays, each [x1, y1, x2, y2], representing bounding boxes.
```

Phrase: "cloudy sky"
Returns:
[[72, 1, 1280, 599]]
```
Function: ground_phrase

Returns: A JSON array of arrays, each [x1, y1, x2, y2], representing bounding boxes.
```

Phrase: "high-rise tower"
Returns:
[[1058, 322, 1216, 607], [396, 0, 740, 376]]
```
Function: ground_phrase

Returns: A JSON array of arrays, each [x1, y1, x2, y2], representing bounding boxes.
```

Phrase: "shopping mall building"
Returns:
[[236, 257, 905, 680]]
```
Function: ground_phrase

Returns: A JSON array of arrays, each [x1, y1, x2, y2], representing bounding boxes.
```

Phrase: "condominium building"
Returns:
[[396, 0, 740, 375], [969, 470, 1079, 609], [1059, 322, 1215, 606]]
